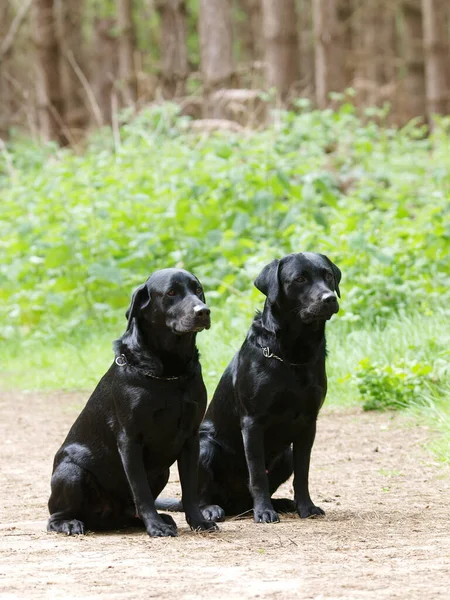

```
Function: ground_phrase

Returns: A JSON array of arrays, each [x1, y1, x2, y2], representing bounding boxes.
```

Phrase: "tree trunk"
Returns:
[[403, 0, 426, 120], [56, 0, 88, 133], [156, 0, 189, 98], [0, 1, 12, 140], [238, 0, 263, 63], [117, 0, 137, 105], [337, 0, 353, 90], [421, 0, 449, 117], [31, 0, 65, 143], [312, 0, 346, 108], [198, 0, 235, 116], [364, 1, 397, 106], [298, 0, 315, 95], [261, 0, 300, 100], [92, 18, 119, 125], [352, 0, 398, 109]]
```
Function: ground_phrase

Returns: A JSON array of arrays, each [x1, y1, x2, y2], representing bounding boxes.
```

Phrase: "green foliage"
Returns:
[[1, 103, 449, 343], [355, 358, 437, 411], [1, 104, 449, 458]]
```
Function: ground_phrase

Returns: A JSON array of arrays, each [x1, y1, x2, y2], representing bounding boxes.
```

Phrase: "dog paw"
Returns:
[[201, 504, 225, 522], [47, 519, 85, 535], [297, 504, 325, 519], [146, 519, 178, 537], [254, 507, 280, 524], [159, 513, 177, 528], [189, 519, 220, 533]]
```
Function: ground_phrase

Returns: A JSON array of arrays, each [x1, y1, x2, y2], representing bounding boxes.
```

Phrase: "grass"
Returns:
[[0, 104, 449, 460], [2, 303, 448, 462]]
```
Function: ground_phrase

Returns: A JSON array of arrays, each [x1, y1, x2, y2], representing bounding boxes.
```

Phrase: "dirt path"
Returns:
[[0, 391, 449, 600]]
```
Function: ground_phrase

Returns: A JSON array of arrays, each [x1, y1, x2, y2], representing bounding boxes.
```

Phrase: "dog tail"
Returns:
[[155, 497, 183, 512]]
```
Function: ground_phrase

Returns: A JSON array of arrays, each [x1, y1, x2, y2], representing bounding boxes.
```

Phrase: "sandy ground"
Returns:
[[0, 391, 449, 600]]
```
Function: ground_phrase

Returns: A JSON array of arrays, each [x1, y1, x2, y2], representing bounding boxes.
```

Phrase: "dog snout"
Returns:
[[321, 292, 338, 306], [193, 305, 211, 318]]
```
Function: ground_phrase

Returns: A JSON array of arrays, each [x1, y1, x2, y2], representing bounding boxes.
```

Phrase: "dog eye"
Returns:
[[196, 288, 203, 296], [325, 272, 333, 281], [295, 276, 306, 283], [167, 290, 177, 297]]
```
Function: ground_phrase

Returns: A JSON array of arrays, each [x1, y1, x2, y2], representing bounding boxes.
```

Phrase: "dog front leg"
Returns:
[[293, 420, 325, 518], [117, 435, 178, 537], [178, 434, 218, 532], [241, 416, 279, 523]]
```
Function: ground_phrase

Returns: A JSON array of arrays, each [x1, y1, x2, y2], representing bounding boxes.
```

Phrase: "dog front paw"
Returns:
[[159, 513, 177, 528], [146, 519, 178, 537], [254, 506, 280, 524], [201, 504, 225, 522], [297, 504, 325, 519], [187, 517, 219, 533]]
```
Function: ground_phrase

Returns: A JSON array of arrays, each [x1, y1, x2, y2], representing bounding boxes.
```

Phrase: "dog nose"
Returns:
[[193, 305, 211, 318], [321, 292, 337, 305]]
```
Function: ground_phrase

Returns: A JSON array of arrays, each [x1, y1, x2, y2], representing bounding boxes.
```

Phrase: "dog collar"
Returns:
[[261, 347, 283, 362], [261, 347, 307, 367], [115, 354, 181, 381]]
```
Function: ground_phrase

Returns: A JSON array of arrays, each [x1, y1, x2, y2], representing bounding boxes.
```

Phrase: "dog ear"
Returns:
[[125, 283, 151, 330], [194, 275, 206, 304], [254, 259, 281, 304], [320, 254, 341, 298]]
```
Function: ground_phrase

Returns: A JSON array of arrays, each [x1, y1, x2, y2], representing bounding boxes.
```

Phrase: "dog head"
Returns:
[[254, 253, 341, 325], [125, 268, 210, 335]]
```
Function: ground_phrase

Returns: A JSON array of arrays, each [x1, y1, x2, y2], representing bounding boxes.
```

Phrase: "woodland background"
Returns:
[[0, 0, 449, 460], [1, 0, 450, 144]]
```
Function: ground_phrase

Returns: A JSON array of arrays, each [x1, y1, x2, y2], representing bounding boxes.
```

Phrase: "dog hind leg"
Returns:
[[47, 460, 88, 535]]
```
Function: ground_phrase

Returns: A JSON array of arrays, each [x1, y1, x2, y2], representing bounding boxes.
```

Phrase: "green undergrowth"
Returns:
[[1, 307, 448, 462], [1, 103, 449, 337], [0, 102, 449, 459]]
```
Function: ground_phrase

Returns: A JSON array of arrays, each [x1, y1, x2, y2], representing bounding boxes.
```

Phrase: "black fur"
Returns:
[[157, 253, 341, 523], [47, 268, 218, 537]]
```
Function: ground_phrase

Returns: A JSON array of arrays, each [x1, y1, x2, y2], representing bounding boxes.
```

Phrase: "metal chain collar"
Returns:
[[261, 347, 283, 362], [261, 347, 307, 367], [115, 354, 181, 381]]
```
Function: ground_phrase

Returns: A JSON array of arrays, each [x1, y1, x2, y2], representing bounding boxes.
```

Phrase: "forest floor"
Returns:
[[1, 391, 449, 600]]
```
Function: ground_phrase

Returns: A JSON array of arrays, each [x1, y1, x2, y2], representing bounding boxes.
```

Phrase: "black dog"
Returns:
[[157, 253, 341, 523], [48, 268, 218, 537]]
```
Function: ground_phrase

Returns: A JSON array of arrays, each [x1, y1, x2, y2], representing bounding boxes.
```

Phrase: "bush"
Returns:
[[355, 358, 438, 411], [1, 103, 449, 342]]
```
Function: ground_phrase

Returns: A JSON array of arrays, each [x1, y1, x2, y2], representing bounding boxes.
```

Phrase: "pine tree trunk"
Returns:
[[238, 0, 263, 63], [364, 0, 381, 105], [261, 0, 300, 100], [56, 0, 88, 133], [365, 1, 396, 106], [156, 0, 189, 98], [92, 18, 119, 125], [32, 0, 65, 143], [403, 0, 426, 120], [337, 0, 353, 89], [0, 1, 12, 140], [352, 0, 398, 109], [198, 0, 235, 115], [117, 0, 137, 105], [298, 0, 315, 95], [421, 0, 449, 116], [313, 0, 346, 108]]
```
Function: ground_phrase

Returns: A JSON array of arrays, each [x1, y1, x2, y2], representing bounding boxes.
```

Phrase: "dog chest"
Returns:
[[132, 389, 202, 442], [264, 383, 324, 430]]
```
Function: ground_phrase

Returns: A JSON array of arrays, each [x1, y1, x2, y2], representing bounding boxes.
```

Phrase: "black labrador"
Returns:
[[47, 268, 218, 537], [157, 252, 341, 523]]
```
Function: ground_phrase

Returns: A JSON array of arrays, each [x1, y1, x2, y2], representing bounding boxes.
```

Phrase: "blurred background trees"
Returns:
[[1, 0, 449, 143]]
